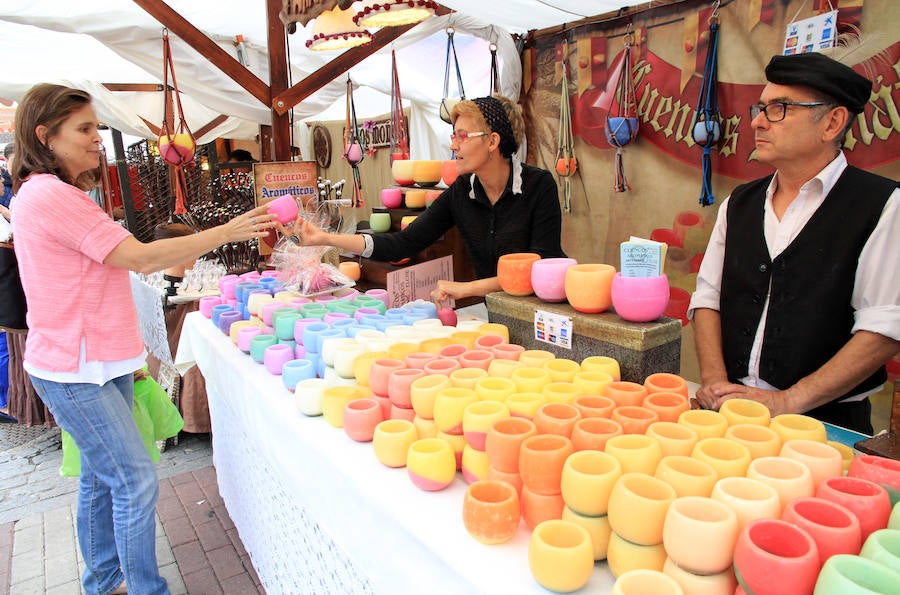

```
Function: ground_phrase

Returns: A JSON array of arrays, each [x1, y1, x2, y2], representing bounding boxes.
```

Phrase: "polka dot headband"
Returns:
[[472, 96, 518, 157]]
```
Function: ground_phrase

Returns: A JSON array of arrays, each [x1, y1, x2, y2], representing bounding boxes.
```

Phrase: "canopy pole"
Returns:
[[267, 0, 291, 161]]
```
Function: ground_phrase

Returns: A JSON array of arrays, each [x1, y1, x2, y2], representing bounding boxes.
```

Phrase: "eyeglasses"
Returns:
[[749, 101, 830, 122], [450, 130, 488, 143]]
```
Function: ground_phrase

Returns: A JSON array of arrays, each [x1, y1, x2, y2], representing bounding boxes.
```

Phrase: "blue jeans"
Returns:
[[30, 373, 169, 595]]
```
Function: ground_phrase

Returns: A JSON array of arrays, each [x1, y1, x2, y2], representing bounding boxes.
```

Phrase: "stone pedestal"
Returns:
[[484, 292, 682, 383]]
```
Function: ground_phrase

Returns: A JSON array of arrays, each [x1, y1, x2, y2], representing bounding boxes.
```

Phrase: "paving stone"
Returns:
[[182, 567, 223, 595]]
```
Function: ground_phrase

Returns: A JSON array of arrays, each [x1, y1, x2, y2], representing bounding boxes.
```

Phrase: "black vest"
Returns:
[[721, 165, 895, 398]]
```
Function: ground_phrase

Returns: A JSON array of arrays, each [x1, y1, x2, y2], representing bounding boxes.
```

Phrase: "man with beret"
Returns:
[[690, 52, 900, 434]]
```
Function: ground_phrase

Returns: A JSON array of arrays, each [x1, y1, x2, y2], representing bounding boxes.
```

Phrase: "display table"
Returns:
[[175, 311, 617, 594]]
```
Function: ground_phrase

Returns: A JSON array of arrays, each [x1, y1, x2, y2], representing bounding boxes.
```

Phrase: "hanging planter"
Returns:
[[343, 76, 366, 208], [157, 28, 196, 215], [604, 28, 639, 193], [691, 6, 722, 207], [389, 50, 410, 163], [555, 39, 578, 213], [440, 27, 466, 126]]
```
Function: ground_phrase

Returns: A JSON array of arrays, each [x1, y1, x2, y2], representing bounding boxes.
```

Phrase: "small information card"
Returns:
[[534, 309, 573, 350], [386, 255, 454, 309], [620, 236, 666, 278]]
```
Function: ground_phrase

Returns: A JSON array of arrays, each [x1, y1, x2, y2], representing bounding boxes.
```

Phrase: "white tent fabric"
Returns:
[[0, 0, 647, 157]]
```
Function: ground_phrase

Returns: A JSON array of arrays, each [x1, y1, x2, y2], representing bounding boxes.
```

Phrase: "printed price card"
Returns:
[[386, 256, 454, 309], [534, 309, 573, 350]]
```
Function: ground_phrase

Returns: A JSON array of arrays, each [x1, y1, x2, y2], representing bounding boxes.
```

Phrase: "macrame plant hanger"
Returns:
[[692, 2, 722, 206], [390, 49, 410, 163], [605, 26, 639, 193], [556, 38, 577, 213], [158, 28, 196, 216], [440, 26, 466, 127], [343, 76, 366, 208]]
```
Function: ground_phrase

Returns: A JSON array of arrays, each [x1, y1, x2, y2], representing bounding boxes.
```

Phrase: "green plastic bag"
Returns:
[[60, 373, 185, 477]]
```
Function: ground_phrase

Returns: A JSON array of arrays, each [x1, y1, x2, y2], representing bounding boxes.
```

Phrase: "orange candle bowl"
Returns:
[[643, 372, 689, 397], [573, 395, 616, 419], [521, 486, 566, 530], [570, 417, 624, 452], [496, 252, 542, 296], [518, 433, 574, 495], [611, 405, 660, 435], [564, 263, 616, 314], [642, 392, 690, 424], [484, 416, 538, 473], [533, 402, 582, 438], [463, 480, 521, 544], [604, 381, 649, 408]]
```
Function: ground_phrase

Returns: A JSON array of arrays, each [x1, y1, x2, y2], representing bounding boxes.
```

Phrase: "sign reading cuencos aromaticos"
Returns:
[[253, 160, 318, 254]]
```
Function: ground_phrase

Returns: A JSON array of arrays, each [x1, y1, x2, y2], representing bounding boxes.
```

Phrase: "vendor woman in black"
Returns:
[[287, 94, 565, 302]]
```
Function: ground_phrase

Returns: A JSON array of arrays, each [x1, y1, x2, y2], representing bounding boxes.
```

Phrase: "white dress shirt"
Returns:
[[689, 152, 900, 399]]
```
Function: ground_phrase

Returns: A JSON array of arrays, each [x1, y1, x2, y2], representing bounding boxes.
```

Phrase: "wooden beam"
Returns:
[[132, 0, 271, 106], [267, 0, 292, 161], [140, 116, 161, 137], [102, 83, 165, 92], [271, 5, 452, 116], [193, 114, 230, 140]]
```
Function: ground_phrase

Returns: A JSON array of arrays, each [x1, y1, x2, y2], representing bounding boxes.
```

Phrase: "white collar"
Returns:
[[468, 156, 524, 199]]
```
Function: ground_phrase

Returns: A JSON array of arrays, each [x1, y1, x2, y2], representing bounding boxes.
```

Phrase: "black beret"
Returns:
[[765, 52, 872, 114]]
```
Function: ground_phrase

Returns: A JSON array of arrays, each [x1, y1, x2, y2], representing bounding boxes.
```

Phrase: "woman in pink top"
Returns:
[[11, 84, 276, 595]]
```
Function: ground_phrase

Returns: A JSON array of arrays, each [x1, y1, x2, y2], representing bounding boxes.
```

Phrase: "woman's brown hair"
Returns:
[[12, 84, 96, 193]]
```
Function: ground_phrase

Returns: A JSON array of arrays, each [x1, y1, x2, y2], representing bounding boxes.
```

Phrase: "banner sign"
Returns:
[[253, 160, 318, 253]]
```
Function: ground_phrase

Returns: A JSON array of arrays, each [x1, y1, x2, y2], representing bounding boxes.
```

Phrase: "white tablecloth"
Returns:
[[175, 311, 617, 594]]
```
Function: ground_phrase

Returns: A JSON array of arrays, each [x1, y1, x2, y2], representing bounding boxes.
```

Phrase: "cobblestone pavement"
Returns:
[[0, 427, 262, 593]]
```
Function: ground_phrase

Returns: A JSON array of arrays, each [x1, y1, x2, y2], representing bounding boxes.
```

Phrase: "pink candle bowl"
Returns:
[[531, 257, 578, 303], [406, 438, 457, 491], [474, 333, 505, 351], [849, 455, 900, 505], [458, 349, 494, 371], [782, 497, 862, 565], [199, 296, 224, 318], [263, 344, 294, 375], [387, 368, 425, 409], [391, 159, 415, 186], [463, 480, 521, 544], [368, 358, 406, 398], [663, 496, 739, 575], [237, 326, 262, 353], [380, 188, 403, 209], [611, 273, 670, 323], [732, 519, 821, 595], [816, 476, 891, 542], [564, 263, 616, 313], [462, 400, 510, 451], [492, 343, 525, 361], [343, 398, 384, 442], [266, 194, 300, 224], [485, 417, 538, 473], [497, 252, 542, 296], [441, 159, 459, 186]]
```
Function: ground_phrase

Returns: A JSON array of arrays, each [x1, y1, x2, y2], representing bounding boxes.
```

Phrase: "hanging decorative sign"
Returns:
[[605, 27, 639, 193], [783, 10, 837, 55], [692, 5, 721, 206], [280, 0, 355, 28], [157, 28, 196, 216]]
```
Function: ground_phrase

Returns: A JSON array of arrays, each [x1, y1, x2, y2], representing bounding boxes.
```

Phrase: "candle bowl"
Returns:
[[663, 496, 739, 575], [710, 476, 781, 534], [528, 520, 594, 592], [814, 554, 900, 595], [380, 188, 403, 209], [607, 473, 677, 546], [266, 193, 299, 224], [412, 159, 442, 187], [407, 438, 456, 491], [463, 480, 520, 544], [391, 159, 415, 186], [610, 273, 670, 323], [782, 497, 862, 564], [441, 160, 459, 186], [733, 519, 821, 595], [564, 263, 616, 313], [531, 258, 578, 303], [497, 252, 542, 296]]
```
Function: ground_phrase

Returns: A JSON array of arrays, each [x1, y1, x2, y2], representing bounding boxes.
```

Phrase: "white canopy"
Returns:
[[0, 0, 648, 157]]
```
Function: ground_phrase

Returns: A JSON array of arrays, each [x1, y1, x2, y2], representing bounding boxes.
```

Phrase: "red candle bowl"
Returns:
[[733, 518, 821, 595]]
